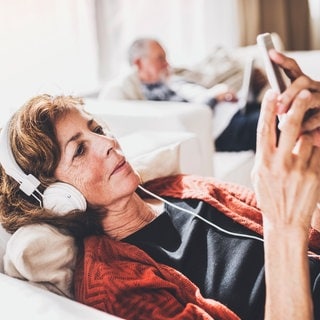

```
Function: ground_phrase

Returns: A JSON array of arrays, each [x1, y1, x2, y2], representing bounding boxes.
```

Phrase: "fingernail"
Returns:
[[277, 93, 289, 104], [277, 93, 290, 113], [298, 89, 311, 99], [277, 114, 287, 131], [276, 102, 286, 114], [266, 90, 277, 101]]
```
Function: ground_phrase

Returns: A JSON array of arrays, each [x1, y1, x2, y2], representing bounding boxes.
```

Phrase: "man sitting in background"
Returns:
[[99, 38, 267, 152]]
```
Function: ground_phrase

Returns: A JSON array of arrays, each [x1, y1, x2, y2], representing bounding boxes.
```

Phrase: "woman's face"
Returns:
[[53, 108, 140, 210]]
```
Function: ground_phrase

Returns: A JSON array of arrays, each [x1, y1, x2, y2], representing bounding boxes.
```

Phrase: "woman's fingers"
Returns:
[[293, 134, 315, 168], [255, 90, 278, 158], [277, 90, 313, 158], [253, 55, 320, 232], [268, 50, 320, 113], [277, 76, 320, 113], [309, 144, 320, 174], [300, 89, 320, 133], [306, 128, 320, 147], [269, 49, 303, 80]]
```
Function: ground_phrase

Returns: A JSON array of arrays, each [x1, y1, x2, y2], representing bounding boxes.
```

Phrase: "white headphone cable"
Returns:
[[138, 185, 264, 243], [138, 185, 320, 259]]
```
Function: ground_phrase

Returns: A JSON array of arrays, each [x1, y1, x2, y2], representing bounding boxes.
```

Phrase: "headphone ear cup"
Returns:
[[43, 182, 87, 215]]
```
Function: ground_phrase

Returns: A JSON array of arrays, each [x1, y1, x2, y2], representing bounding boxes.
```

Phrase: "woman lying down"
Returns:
[[1, 51, 320, 320]]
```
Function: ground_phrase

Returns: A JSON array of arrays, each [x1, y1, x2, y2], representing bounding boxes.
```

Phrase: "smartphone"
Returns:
[[257, 33, 287, 93]]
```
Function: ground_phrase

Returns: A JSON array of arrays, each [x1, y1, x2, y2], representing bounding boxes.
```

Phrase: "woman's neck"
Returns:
[[101, 194, 164, 240]]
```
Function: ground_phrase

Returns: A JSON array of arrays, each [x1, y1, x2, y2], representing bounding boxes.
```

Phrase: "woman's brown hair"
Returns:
[[0, 94, 104, 238]]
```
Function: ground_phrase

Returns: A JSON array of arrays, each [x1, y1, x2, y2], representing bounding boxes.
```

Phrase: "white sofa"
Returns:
[[0, 98, 216, 320], [84, 99, 214, 177], [1, 47, 319, 319], [0, 268, 120, 320], [0, 222, 122, 319], [84, 98, 256, 188], [0, 95, 255, 319]]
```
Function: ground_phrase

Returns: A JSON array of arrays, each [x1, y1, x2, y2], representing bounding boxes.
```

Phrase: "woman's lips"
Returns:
[[110, 159, 127, 176]]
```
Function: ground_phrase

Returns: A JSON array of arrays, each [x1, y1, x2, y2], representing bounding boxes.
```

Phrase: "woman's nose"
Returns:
[[92, 133, 117, 156]]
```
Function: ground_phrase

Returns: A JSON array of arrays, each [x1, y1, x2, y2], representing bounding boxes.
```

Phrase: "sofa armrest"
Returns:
[[84, 99, 214, 176], [0, 273, 121, 320]]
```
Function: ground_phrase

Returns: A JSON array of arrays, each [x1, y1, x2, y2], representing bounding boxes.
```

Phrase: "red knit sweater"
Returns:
[[74, 174, 320, 319]]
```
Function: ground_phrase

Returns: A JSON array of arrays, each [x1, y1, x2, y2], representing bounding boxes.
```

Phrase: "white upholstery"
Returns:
[[84, 98, 256, 187], [286, 50, 320, 81], [84, 99, 214, 176], [213, 151, 255, 189], [0, 48, 319, 319], [118, 131, 202, 182], [4, 224, 77, 298], [0, 98, 213, 320], [0, 273, 121, 319]]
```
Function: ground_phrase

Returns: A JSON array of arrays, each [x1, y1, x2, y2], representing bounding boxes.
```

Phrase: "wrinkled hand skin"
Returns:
[[251, 86, 320, 320], [268, 49, 320, 113], [252, 88, 320, 230]]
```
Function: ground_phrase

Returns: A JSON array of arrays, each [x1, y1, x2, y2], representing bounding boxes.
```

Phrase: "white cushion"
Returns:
[[118, 130, 202, 182], [4, 224, 77, 298], [286, 50, 320, 81], [213, 151, 255, 189], [84, 99, 214, 176], [0, 273, 120, 320]]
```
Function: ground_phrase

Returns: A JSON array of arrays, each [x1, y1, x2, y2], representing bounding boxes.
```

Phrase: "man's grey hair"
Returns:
[[128, 38, 159, 65]]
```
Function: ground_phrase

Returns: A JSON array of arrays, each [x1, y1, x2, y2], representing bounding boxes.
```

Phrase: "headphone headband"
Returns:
[[0, 120, 41, 196], [0, 118, 87, 214]]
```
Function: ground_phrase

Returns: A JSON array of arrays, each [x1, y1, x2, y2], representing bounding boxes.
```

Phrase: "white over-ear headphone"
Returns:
[[0, 119, 87, 215]]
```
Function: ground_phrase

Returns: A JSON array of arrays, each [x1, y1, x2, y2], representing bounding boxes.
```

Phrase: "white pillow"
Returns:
[[119, 132, 181, 183], [118, 131, 194, 183], [4, 224, 77, 298]]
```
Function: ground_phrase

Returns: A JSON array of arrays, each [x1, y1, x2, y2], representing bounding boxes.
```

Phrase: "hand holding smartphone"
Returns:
[[257, 33, 287, 93]]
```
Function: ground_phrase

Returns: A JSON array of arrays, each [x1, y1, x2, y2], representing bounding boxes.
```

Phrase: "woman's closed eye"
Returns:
[[92, 124, 116, 138], [94, 125, 105, 135], [74, 142, 86, 159], [72, 126, 115, 160]]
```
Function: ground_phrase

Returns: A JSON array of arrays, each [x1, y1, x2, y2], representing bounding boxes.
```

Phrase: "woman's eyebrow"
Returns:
[[65, 132, 82, 151], [64, 119, 94, 151]]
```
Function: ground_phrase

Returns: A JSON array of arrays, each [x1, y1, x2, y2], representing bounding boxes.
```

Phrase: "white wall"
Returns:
[[97, 0, 239, 80], [1, 0, 316, 128], [0, 0, 240, 127], [309, 0, 320, 49], [0, 0, 99, 127]]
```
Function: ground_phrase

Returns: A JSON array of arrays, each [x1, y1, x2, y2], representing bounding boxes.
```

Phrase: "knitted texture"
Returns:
[[74, 174, 320, 319]]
